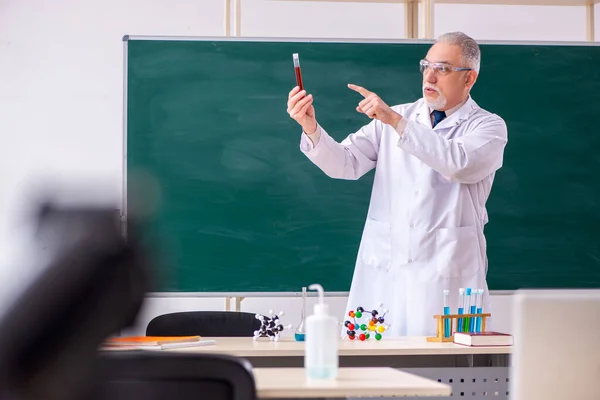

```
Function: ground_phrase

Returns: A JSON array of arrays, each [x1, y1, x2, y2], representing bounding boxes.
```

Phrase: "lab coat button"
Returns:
[[408, 259, 412, 263], [409, 224, 414, 227]]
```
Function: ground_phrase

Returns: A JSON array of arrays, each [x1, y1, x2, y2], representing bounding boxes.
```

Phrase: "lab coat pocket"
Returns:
[[435, 225, 480, 279], [357, 218, 392, 272]]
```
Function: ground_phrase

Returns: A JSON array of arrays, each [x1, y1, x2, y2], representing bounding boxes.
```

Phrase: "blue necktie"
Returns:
[[432, 110, 446, 127]]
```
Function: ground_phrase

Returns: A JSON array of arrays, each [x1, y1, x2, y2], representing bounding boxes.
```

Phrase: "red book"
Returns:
[[453, 331, 513, 347]]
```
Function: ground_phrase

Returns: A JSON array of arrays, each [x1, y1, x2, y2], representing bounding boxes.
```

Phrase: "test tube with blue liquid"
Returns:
[[469, 288, 477, 332], [443, 289, 450, 338], [457, 288, 465, 333], [476, 289, 484, 333]]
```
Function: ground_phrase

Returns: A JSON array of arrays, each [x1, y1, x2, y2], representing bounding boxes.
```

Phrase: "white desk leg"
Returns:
[[404, 0, 418, 39], [587, 3, 595, 42], [421, 0, 435, 39]]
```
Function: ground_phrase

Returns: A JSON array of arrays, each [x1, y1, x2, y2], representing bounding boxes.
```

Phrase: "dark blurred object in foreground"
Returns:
[[0, 200, 152, 400]]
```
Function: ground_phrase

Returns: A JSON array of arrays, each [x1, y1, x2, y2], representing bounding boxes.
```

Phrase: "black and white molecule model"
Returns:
[[253, 310, 293, 342]]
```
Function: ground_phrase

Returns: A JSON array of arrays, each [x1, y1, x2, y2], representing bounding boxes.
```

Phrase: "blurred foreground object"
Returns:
[[0, 199, 153, 400]]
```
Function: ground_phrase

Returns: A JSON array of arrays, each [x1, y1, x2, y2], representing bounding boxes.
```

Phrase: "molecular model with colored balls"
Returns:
[[344, 305, 390, 341], [253, 310, 293, 342]]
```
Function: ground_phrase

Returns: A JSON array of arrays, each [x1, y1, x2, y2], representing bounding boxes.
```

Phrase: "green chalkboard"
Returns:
[[124, 37, 600, 292]]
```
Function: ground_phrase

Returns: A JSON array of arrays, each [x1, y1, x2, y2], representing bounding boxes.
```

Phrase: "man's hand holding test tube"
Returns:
[[287, 53, 402, 136], [287, 53, 317, 134]]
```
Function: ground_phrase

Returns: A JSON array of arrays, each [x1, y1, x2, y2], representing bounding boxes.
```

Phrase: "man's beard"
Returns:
[[423, 83, 447, 110]]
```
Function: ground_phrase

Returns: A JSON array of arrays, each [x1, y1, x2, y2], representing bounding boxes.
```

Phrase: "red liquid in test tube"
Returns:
[[293, 53, 304, 91]]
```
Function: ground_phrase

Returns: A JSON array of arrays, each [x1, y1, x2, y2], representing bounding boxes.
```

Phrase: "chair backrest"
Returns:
[[93, 351, 257, 400], [146, 311, 261, 337]]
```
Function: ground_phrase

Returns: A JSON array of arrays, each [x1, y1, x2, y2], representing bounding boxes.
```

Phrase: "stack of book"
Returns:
[[101, 335, 216, 350]]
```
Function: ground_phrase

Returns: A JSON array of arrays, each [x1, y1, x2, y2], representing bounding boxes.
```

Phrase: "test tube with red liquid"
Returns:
[[293, 53, 304, 91]]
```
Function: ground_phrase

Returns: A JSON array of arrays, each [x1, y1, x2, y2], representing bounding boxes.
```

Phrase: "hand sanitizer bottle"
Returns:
[[304, 283, 338, 380]]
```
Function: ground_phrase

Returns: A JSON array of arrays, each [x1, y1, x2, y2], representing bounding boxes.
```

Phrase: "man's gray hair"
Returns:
[[435, 32, 481, 73]]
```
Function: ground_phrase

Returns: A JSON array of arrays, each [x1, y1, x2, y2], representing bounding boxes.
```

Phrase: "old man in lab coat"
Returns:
[[286, 31, 508, 337]]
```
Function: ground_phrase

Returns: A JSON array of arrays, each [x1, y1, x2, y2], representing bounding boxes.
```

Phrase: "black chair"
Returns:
[[93, 351, 257, 400], [146, 311, 261, 337], [0, 201, 152, 400]]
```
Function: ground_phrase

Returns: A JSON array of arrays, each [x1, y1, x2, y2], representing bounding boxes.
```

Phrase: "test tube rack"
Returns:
[[426, 312, 491, 343]]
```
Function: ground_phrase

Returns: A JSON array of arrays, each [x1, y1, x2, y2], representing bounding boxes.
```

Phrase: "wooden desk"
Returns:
[[163, 337, 510, 399], [166, 336, 511, 368], [253, 367, 451, 398]]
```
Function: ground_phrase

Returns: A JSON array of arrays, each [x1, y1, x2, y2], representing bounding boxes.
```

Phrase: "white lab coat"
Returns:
[[299, 96, 508, 337]]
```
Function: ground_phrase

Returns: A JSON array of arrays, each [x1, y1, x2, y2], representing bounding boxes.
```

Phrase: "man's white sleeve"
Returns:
[[299, 119, 382, 180], [396, 116, 508, 184]]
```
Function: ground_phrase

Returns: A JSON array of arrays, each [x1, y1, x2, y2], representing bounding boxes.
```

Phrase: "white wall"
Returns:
[[0, 0, 597, 336]]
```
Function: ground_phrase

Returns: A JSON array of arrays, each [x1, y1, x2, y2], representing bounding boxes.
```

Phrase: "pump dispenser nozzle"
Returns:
[[309, 283, 328, 315]]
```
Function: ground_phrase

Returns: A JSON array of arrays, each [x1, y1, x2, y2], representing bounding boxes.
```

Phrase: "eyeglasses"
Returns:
[[419, 59, 472, 76]]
